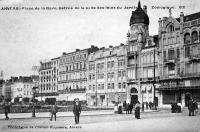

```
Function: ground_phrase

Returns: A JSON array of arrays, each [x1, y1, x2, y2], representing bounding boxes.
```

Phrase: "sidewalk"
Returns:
[[0, 109, 158, 120]]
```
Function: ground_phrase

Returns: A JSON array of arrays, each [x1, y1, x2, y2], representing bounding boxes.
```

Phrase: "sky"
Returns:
[[0, 0, 199, 79]]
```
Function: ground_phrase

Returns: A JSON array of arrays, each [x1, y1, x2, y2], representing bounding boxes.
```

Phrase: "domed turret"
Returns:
[[130, 1, 149, 26]]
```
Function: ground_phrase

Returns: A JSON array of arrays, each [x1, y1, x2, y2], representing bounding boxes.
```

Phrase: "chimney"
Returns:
[[120, 43, 124, 46], [62, 52, 66, 55], [158, 18, 162, 31], [180, 12, 184, 23], [143, 5, 147, 14], [76, 49, 80, 52]]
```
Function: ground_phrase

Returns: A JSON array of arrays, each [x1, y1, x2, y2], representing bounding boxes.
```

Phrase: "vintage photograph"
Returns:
[[0, 0, 200, 131]]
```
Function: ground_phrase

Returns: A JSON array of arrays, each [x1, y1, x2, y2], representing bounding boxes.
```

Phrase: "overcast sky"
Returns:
[[0, 0, 199, 79]]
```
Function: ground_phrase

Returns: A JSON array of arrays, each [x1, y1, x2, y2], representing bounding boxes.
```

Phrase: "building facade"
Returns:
[[57, 45, 99, 101], [126, 1, 159, 106], [87, 44, 127, 106], [39, 57, 59, 101], [158, 11, 200, 106]]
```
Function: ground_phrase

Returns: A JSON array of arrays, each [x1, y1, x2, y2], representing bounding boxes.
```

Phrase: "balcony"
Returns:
[[127, 51, 138, 57], [164, 58, 178, 65], [35, 92, 59, 97], [189, 54, 200, 62], [58, 88, 86, 94], [183, 72, 200, 78]]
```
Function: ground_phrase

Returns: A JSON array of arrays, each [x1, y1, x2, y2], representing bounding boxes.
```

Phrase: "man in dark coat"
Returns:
[[73, 98, 82, 124], [135, 101, 141, 119], [2, 100, 10, 120], [50, 102, 58, 121], [129, 103, 133, 114], [188, 99, 194, 116]]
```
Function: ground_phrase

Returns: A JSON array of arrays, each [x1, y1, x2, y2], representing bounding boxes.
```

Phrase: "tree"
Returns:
[[22, 97, 30, 103], [14, 97, 20, 103]]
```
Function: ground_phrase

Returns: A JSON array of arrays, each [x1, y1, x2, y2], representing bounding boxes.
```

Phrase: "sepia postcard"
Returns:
[[0, 0, 200, 131]]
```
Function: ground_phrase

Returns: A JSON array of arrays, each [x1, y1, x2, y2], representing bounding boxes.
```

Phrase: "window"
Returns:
[[191, 31, 198, 43], [107, 83, 110, 89], [112, 83, 115, 89], [168, 49, 175, 60], [122, 71, 126, 77], [111, 61, 114, 68], [148, 40, 152, 46], [177, 48, 180, 58], [89, 85, 91, 90], [97, 74, 104, 79], [118, 83, 121, 89], [163, 38, 166, 45], [184, 33, 190, 44], [111, 72, 114, 79], [185, 47, 190, 58], [123, 82, 126, 89], [93, 74, 95, 80], [89, 75, 92, 80], [93, 85, 95, 91], [168, 25, 174, 32], [176, 36, 180, 43], [118, 71, 121, 77]]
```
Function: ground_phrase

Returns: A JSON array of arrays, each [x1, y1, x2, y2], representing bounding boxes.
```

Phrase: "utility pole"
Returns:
[[153, 47, 157, 110]]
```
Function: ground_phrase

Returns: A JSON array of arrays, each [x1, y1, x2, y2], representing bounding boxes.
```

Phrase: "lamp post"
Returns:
[[153, 47, 157, 110], [32, 86, 37, 117]]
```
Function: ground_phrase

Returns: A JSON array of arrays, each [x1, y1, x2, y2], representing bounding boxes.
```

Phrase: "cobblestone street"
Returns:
[[0, 109, 199, 132]]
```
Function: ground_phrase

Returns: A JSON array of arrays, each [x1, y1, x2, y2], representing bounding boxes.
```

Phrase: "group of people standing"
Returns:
[[117, 101, 141, 119], [49, 98, 82, 124], [188, 99, 198, 116]]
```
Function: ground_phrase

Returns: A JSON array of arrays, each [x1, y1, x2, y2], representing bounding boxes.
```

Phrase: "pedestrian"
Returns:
[[146, 102, 149, 110], [50, 102, 58, 121], [142, 102, 144, 112], [73, 98, 82, 124], [2, 99, 10, 120], [129, 103, 133, 114], [193, 100, 198, 115], [188, 98, 195, 116], [118, 102, 122, 114], [149, 102, 152, 110], [135, 101, 141, 119], [123, 101, 127, 112], [125, 103, 129, 114]]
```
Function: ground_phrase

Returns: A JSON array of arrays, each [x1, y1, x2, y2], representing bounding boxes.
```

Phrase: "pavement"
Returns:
[[0, 108, 199, 132], [0, 109, 159, 120]]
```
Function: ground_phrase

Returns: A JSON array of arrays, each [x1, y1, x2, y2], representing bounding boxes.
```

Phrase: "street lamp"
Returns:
[[32, 86, 37, 117]]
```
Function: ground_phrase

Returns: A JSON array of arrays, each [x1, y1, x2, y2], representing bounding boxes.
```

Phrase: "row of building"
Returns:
[[0, 76, 39, 102], [2, 1, 199, 107]]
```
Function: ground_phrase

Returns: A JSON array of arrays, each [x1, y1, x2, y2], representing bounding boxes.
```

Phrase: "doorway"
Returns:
[[130, 87, 138, 106], [185, 92, 191, 107], [131, 95, 138, 106]]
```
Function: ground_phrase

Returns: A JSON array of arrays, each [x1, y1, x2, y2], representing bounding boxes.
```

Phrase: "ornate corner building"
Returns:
[[126, 1, 159, 105], [158, 11, 200, 106]]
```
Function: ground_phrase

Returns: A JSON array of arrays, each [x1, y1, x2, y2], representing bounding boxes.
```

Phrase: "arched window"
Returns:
[[184, 33, 190, 44], [168, 25, 175, 32], [199, 31, 200, 41], [191, 31, 198, 43], [130, 88, 138, 93]]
